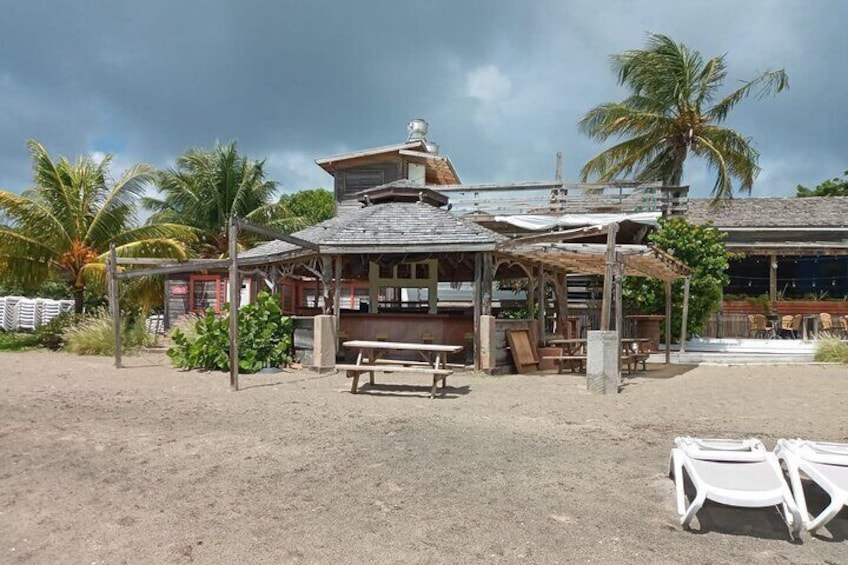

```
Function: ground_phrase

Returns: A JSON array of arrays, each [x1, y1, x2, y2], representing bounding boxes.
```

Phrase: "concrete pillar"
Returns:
[[312, 314, 337, 372], [479, 315, 497, 372], [586, 330, 620, 395]]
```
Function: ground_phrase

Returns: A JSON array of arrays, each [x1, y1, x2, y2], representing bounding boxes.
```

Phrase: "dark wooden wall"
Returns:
[[165, 276, 190, 329]]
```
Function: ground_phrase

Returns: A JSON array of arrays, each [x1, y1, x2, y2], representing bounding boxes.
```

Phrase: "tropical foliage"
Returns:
[[0, 141, 192, 312], [796, 171, 848, 197], [580, 33, 788, 199], [623, 218, 732, 341], [63, 310, 155, 355], [145, 142, 316, 257], [168, 291, 292, 373]]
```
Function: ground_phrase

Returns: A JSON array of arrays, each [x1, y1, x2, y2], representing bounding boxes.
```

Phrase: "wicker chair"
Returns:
[[819, 313, 833, 337]]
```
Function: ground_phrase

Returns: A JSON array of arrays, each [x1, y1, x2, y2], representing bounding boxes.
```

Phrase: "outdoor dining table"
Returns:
[[544, 338, 588, 373], [336, 340, 464, 398]]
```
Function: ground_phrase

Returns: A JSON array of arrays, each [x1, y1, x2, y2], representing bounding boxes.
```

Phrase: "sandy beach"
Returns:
[[1, 351, 846, 564]]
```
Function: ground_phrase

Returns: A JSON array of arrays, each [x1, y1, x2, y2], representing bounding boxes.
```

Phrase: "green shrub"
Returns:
[[0, 331, 41, 351], [35, 313, 79, 350], [814, 338, 848, 363], [63, 310, 156, 356], [623, 218, 734, 342], [168, 291, 292, 373]]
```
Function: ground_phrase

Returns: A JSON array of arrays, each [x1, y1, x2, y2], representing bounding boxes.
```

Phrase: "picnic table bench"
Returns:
[[338, 340, 463, 398]]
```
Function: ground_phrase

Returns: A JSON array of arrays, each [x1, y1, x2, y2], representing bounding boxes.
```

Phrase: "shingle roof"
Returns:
[[687, 197, 848, 228], [240, 200, 505, 259]]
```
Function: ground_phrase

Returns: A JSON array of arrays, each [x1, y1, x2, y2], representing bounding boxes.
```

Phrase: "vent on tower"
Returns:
[[406, 118, 428, 142]]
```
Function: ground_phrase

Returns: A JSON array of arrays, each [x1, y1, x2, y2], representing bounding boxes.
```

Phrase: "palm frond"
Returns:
[[705, 69, 789, 123]]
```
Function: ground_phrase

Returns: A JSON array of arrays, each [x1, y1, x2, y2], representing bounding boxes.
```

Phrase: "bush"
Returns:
[[35, 313, 79, 350], [0, 331, 41, 351], [623, 218, 733, 342], [63, 310, 156, 356], [168, 291, 293, 373], [814, 338, 848, 363]]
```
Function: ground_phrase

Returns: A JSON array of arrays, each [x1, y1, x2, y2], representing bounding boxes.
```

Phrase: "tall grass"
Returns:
[[814, 338, 848, 363], [63, 310, 156, 356]]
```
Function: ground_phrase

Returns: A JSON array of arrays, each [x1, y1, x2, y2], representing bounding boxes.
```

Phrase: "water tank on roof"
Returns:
[[407, 118, 428, 142]]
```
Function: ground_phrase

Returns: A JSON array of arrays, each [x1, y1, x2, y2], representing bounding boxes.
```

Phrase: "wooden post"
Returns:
[[228, 217, 240, 391], [553, 271, 569, 338], [664, 280, 672, 365], [321, 256, 332, 315], [680, 277, 691, 353], [333, 256, 342, 327], [614, 259, 623, 377], [473, 253, 482, 370], [769, 254, 778, 305], [600, 223, 618, 331], [481, 252, 493, 316], [536, 263, 546, 345], [109, 244, 121, 368]]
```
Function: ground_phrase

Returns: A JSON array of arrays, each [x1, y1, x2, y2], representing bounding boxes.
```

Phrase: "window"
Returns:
[[189, 275, 224, 313]]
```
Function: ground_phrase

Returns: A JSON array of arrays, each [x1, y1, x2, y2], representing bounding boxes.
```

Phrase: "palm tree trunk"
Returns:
[[73, 287, 85, 314]]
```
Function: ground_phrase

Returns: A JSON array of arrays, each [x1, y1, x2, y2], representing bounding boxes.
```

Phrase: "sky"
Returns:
[[1, 0, 846, 200]]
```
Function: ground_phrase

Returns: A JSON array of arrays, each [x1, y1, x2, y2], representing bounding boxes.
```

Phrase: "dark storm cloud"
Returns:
[[1, 0, 846, 198]]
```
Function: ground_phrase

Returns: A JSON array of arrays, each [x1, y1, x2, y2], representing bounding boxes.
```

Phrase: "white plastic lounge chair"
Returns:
[[669, 437, 801, 536], [775, 438, 848, 533]]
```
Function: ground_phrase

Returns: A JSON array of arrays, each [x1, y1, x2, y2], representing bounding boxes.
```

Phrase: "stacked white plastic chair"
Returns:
[[0, 298, 6, 331], [16, 298, 39, 330], [40, 299, 62, 325], [3, 296, 23, 331]]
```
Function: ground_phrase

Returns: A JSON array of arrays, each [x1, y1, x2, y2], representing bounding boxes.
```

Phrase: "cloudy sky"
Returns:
[[1, 0, 845, 199]]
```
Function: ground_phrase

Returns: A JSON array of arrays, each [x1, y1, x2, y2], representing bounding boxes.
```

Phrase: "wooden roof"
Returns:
[[688, 197, 848, 228], [500, 242, 691, 281], [314, 141, 460, 184]]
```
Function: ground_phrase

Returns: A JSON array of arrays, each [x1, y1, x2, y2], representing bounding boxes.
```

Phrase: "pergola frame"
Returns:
[[107, 216, 692, 391]]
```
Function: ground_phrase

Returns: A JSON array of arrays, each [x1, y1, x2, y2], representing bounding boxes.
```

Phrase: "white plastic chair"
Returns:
[[775, 439, 848, 533], [669, 437, 801, 536]]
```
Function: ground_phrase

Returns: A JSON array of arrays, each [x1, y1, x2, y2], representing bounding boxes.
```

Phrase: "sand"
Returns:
[[0, 351, 846, 564]]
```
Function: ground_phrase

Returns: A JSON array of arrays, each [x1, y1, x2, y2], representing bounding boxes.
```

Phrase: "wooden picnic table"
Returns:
[[544, 338, 587, 373], [337, 340, 464, 398]]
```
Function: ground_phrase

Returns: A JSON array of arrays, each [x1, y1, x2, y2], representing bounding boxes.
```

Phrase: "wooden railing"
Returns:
[[438, 182, 688, 217]]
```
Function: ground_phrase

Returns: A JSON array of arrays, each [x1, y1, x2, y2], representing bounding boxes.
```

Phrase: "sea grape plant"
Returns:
[[168, 291, 292, 373]]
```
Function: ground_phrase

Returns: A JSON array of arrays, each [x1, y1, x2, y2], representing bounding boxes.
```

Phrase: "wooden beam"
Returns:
[[115, 260, 230, 279], [234, 218, 318, 251], [496, 225, 607, 250], [536, 263, 546, 345], [228, 218, 240, 392], [321, 256, 332, 315], [109, 244, 121, 369]]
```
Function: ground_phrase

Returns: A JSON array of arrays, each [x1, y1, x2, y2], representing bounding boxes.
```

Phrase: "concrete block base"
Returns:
[[312, 315, 337, 372], [479, 315, 496, 372], [586, 330, 620, 394]]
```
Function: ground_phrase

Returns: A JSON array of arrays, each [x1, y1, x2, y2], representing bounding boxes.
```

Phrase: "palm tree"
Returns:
[[0, 141, 194, 313], [579, 34, 789, 199], [145, 142, 306, 257]]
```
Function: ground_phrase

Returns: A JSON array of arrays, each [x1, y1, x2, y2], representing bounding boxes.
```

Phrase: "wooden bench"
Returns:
[[541, 355, 587, 374], [335, 363, 454, 399]]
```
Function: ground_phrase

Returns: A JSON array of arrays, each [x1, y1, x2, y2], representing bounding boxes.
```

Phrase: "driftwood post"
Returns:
[[600, 223, 618, 331], [333, 256, 342, 327], [228, 217, 240, 391], [680, 277, 691, 353], [536, 263, 546, 345], [473, 253, 482, 370], [614, 259, 623, 376], [664, 280, 672, 365], [109, 243, 121, 368]]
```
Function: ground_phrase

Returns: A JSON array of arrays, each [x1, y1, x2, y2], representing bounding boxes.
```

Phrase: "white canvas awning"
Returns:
[[492, 211, 661, 231]]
